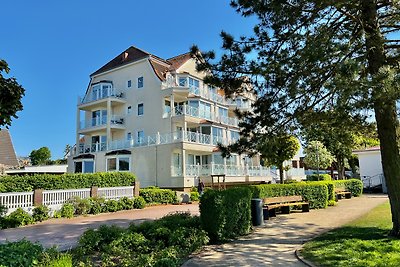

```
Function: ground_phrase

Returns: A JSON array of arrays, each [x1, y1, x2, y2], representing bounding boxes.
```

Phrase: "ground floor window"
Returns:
[[106, 156, 131, 172], [74, 160, 94, 173]]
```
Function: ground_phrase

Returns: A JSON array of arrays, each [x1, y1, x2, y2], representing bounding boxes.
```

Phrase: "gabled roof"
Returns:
[[167, 52, 192, 70], [91, 46, 152, 76], [0, 129, 19, 167], [90, 46, 194, 81]]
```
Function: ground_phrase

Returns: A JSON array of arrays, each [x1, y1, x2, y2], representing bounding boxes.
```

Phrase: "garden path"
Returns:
[[182, 194, 388, 267], [0, 203, 199, 251]]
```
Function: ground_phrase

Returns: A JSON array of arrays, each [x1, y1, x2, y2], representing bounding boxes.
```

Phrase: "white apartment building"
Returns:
[[68, 46, 305, 189]]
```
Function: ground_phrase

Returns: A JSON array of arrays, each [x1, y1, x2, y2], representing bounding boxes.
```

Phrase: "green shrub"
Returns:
[[334, 179, 363, 196], [0, 172, 136, 192], [78, 225, 125, 254], [200, 187, 252, 243], [190, 191, 200, 201], [52, 210, 62, 219], [32, 205, 50, 222], [119, 197, 135, 210], [0, 239, 43, 267], [69, 197, 91, 216], [60, 203, 75, 218], [250, 182, 329, 209], [88, 197, 106, 215], [4, 208, 34, 228], [104, 199, 121, 212], [133, 196, 146, 209], [306, 174, 332, 181], [140, 188, 177, 204]]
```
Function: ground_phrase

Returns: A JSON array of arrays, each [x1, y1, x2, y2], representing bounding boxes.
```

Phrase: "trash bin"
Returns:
[[251, 198, 264, 226]]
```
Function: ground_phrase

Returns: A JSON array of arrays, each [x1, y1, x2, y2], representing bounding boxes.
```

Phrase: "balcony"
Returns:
[[79, 115, 125, 133], [173, 106, 239, 127], [226, 98, 252, 111], [78, 88, 126, 109], [184, 164, 271, 177], [73, 130, 238, 156]]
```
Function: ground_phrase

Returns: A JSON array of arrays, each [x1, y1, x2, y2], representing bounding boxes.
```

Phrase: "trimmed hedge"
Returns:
[[140, 188, 177, 204], [0, 172, 136, 192], [306, 174, 332, 181], [199, 187, 252, 243], [250, 183, 329, 209], [333, 179, 363, 197]]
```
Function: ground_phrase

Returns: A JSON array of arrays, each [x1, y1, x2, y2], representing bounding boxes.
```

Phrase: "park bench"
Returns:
[[335, 189, 352, 201], [262, 195, 309, 220]]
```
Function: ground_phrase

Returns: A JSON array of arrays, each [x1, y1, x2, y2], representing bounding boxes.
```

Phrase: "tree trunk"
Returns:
[[362, 0, 400, 236], [279, 164, 284, 184]]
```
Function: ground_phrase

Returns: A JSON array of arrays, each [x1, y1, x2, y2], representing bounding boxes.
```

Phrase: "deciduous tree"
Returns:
[[29, 147, 51, 166], [0, 59, 25, 128]]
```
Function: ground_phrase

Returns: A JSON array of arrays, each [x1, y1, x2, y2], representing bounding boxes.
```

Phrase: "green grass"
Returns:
[[300, 201, 400, 267]]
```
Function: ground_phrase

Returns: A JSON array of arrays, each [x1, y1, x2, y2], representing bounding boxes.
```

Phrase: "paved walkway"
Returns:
[[0, 204, 199, 251], [182, 194, 388, 267]]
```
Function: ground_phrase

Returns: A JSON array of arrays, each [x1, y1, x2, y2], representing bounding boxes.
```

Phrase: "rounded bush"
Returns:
[[60, 203, 75, 218], [32, 205, 50, 222], [190, 192, 200, 201], [5, 208, 34, 228], [133, 196, 146, 209]]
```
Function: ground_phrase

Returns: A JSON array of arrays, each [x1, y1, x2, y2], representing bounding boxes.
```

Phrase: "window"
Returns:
[[127, 132, 132, 140], [75, 162, 82, 173], [138, 103, 144, 116], [138, 77, 144, 88], [107, 156, 131, 171], [107, 158, 117, 171], [127, 106, 132, 114], [74, 160, 94, 173], [137, 130, 144, 144], [127, 80, 132, 88], [178, 77, 187, 87]]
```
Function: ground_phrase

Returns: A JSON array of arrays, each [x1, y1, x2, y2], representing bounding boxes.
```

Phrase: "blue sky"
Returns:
[[1, 1, 257, 159]]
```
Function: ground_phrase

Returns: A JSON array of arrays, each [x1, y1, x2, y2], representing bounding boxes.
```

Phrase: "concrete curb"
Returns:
[[295, 248, 318, 267]]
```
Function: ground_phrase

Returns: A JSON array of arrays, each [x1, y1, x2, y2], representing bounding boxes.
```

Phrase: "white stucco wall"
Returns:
[[354, 149, 387, 193]]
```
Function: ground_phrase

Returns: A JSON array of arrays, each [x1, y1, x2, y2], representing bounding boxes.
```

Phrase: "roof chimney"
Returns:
[[122, 52, 129, 61]]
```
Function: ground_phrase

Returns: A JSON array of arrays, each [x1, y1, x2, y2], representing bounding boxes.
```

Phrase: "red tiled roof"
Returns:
[[167, 52, 192, 70], [90, 46, 193, 81]]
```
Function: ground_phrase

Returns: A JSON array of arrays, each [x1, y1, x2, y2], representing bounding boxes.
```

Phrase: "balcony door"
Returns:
[[92, 110, 107, 126]]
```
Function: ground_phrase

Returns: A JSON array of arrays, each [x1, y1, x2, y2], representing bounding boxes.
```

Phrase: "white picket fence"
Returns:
[[0, 186, 135, 214], [98, 186, 135, 200]]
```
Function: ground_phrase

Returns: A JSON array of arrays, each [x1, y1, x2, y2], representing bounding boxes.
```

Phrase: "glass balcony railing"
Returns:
[[79, 88, 125, 105]]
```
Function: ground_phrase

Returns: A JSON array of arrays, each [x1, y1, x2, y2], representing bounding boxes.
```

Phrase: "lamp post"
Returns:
[[316, 145, 320, 178]]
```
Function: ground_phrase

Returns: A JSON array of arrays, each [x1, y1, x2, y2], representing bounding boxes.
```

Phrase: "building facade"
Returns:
[[68, 46, 305, 189]]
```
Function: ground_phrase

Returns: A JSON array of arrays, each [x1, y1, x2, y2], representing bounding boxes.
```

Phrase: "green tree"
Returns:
[[0, 59, 25, 128], [192, 1, 400, 236], [303, 141, 334, 172], [300, 110, 378, 179], [258, 134, 300, 184], [29, 147, 51, 166]]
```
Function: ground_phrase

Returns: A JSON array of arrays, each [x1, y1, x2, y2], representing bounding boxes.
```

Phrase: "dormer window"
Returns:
[[87, 82, 113, 102]]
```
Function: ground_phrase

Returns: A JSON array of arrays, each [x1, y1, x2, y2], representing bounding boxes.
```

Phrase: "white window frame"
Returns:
[[127, 106, 132, 114], [137, 130, 144, 144], [127, 80, 132, 88], [106, 156, 131, 172]]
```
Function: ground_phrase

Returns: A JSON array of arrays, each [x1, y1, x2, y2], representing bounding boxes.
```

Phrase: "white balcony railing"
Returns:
[[174, 105, 238, 127], [184, 164, 272, 177], [79, 88, 125, 105], [79, 115, 125, 131], [74, 130, 238, 156]]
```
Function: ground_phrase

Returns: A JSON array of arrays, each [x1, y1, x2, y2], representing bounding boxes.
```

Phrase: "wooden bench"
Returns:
[[262, 195, 309, 220], [335, 189, 352, 201]]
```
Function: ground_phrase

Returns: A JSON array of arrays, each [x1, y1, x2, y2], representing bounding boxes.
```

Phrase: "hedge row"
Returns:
[[139, 187, 177, 204], [0, 172, 136, 192], [333, 179, 363, 197], [306, 174, 332, 181], [250, 183, 329, 209], [199, 187, 252, 243]]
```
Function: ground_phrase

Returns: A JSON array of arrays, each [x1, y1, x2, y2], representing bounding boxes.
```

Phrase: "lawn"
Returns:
[[300, 201, 400, 267]]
